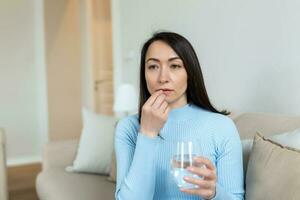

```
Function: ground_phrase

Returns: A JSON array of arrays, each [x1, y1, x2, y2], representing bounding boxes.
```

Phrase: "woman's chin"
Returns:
[[165, 98, 178, 106], [164, 97, 172, 104]]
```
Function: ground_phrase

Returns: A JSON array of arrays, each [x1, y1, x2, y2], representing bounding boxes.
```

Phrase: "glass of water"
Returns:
[[170, 141, 204, 189]]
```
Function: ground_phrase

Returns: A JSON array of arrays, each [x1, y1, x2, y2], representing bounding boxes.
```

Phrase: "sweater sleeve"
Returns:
[[114, 117, 160, 200], [210, 117, 245, 200]]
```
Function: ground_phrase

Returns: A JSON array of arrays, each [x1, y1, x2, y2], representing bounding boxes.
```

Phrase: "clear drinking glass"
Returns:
[[170, 141, 204, 189]]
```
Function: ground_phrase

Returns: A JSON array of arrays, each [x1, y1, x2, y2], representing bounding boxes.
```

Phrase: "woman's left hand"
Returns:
[[180, 156, 217, 200]]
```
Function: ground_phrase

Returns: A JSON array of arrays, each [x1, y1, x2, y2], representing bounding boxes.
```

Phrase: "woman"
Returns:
[[115, 32, 244, 200]]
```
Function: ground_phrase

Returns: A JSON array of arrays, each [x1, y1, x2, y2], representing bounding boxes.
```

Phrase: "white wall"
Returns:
[[79, 0, 96, 111], [0, 0, 48, 165], [112, 0, 300, 115], [44, 0, 82, 141]]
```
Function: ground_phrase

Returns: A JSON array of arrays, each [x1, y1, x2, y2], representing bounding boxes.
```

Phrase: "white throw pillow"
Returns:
[[270, 128, 300, 149], [66, 108, 117, 174], [242, 128, 300, 151], [241, 128, 300, 174]]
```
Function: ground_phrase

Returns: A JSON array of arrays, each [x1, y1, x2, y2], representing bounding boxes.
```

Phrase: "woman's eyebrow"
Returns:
[[146, 58, 160, 63], [146, 56, 181, 63], [168, 57, 181, 61]]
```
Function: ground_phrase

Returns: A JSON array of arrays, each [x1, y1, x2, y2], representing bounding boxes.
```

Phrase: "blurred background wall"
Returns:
[[0, 0, 48, 165], [112, 0, 300, 114], [1, 0, 300, 166], [0, 0, 83, 165], [44, 0, 82, 141]]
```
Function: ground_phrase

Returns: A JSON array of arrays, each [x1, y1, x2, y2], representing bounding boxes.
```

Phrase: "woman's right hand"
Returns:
[[140, 90, 170, 138]]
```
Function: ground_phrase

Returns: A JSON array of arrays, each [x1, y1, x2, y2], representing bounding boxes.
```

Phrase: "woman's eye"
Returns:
[[171, 64, 181, 69], [148, 65, 158, 70]]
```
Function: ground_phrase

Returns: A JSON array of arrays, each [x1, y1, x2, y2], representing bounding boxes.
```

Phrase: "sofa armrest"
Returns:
[[42, 139, 79, 171], [0, 128, 8, 200]]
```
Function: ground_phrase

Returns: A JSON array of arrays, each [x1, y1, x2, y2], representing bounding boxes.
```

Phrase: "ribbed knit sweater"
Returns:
[[114, 103, 245, 200]]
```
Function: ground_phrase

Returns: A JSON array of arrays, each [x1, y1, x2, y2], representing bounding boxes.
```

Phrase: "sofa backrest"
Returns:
[[233, 112, 300, 140]]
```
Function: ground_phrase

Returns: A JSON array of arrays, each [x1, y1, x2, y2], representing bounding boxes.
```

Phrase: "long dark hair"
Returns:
[[138, 31, 230, 122]]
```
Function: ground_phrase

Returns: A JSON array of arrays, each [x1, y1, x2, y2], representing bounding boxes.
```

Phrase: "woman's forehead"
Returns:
[[145, 40, 180, 61]]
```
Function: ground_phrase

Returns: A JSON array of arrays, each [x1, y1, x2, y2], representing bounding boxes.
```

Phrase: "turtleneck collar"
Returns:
[[157, 103, 208, 140], [167, 103, 196, 122]]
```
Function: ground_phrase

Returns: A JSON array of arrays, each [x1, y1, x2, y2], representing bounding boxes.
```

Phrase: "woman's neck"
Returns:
[[168, 95, 187, 110]]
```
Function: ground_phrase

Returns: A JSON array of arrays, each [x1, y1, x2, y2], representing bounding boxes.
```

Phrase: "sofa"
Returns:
[[0, 128, 8, 200], [36, 112, 300, 200]]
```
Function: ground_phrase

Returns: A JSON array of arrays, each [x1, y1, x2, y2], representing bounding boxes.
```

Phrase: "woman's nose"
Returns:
[[158, 67, 170, 83]]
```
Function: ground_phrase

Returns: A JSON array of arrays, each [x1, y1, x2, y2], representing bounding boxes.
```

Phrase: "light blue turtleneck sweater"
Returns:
[[114, 104, 245, 200]]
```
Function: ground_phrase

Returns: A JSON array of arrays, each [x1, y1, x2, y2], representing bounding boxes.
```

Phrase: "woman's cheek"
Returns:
[[146, 84, 154, 95]]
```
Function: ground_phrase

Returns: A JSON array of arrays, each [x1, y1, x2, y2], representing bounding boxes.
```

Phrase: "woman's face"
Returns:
[[145, 40, 188, 109]]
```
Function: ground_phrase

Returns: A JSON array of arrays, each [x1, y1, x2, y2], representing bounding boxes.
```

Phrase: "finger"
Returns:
[[152, 94, 166, 109], [159, 101, 168, 113], [163, 105, 170, 115], [144, 90, 163, 107], [183, 176, 215, 189], [180, 187, 203, 196], [193, 156, 215, 171], [187, 166, 216, 181], [180, 187, 215, 199]]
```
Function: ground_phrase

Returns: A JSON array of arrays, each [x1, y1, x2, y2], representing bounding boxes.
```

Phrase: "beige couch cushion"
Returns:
[[234, 113, 300, 139], [36, 168, 115, 200], [37, 138, 116, 200], [245, 133, 300, 200], [241, 128, 300, 175], [42, 139, 79, 170]]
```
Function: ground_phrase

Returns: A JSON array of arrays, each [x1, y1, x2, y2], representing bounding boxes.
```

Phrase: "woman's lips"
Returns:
[[158, 89, 174, 95]]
